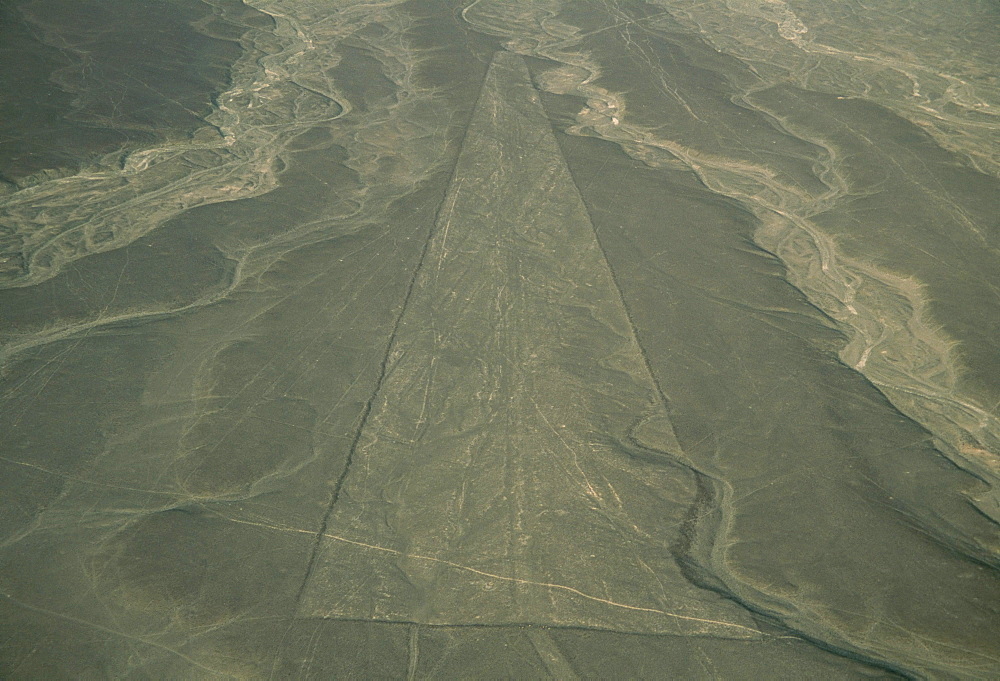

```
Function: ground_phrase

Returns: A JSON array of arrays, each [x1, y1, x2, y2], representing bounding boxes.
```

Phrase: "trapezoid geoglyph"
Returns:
[[299, 52, 757, 637]]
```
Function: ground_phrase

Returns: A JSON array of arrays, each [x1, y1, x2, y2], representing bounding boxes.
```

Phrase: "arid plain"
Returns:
[[1, 0, 998, 677]]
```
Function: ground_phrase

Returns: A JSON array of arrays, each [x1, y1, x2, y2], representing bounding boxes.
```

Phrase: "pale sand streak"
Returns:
[[207, 508, 760, 636]]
